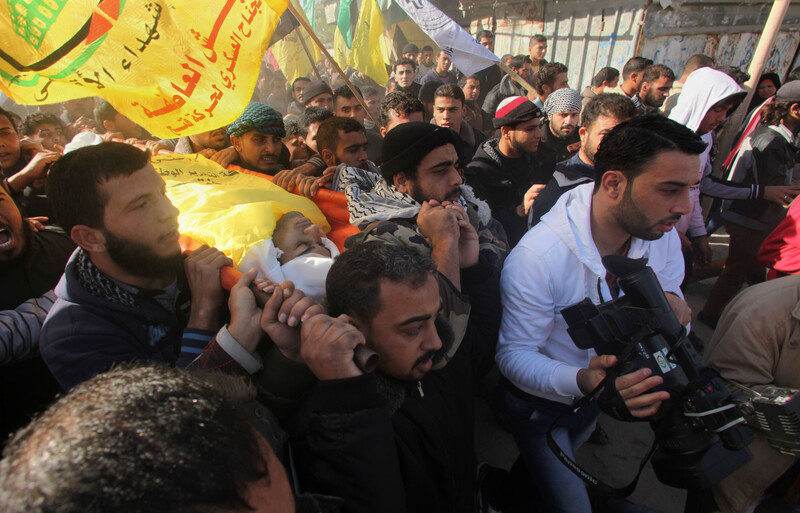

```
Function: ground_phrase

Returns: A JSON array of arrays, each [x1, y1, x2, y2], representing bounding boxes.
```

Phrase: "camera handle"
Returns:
[[545, 327, 661, 498]]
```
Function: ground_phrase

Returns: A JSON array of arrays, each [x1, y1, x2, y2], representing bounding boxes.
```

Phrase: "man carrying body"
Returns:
[[636, 64, 676, 112], [466, 96, 544, 247], [538, 87, 582, 176], [40, 142, 287, 390], [497, 115, 701, 513], [419, 50, 458, 87], [333, 85, 383, 164], [606, 57, 653, 109], [530, 93, 638, 227], [227, 103, 287, 176], [432, 84, 487, 162], [393, 57, 421, 98]]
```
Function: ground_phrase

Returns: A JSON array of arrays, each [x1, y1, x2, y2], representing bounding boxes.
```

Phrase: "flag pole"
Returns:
[[296, 30, 323, 80], [497, 62, 539, 103], [286, 2, 382, 127]]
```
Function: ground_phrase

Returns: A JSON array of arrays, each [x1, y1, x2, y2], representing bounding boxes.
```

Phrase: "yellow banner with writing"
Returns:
[[153, 153, 329, 265], [0, 0, 287, 138]]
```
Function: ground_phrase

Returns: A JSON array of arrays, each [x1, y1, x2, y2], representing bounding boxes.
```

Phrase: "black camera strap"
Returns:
[[545, 329, 660, 499]]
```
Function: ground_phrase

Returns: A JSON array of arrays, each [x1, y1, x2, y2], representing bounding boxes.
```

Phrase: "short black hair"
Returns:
[[333, 84, 361, 106], [393, 57, 417, 72], [529, 34, 547, 46], [421, 45, 433, 52], [302, 105, 334, 128], [642, 64, 675, 84], [46, 142, 150, 233], [362, 86, 379, 98], [292, 76, 311, 87], [380, 92, 424, 127], [581, 93, 638, 128], [532, 62, 568, 95], [761, 101, 798, 127], [716, 66, 750, 86], [509, 54, 527, 70], [0, 364, 269, 513], [433, 83, 465, 105], [93, 99, 118, 126], [327, 242, 437, 324], [592, 67, 620, 88], [316, 116, 364, 154], [621, 57, 653, 79], [476, 29, 494, 41], [593, 115, 706, 191], [19, 112, 64, 136], [284, 119, 306, 138], [684, 54, 714, 74]]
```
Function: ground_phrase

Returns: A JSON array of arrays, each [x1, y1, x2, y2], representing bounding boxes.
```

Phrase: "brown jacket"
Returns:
[[703, 274, 800, 512]]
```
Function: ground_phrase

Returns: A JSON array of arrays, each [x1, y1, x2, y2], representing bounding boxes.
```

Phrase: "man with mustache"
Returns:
[[293, 242, 492, 513], [174, 126, 230, 157], [39, 142, 288, 391], [538, 87, 582, 178], [227, 103, 287, 175], [497, 115, 700, 513]]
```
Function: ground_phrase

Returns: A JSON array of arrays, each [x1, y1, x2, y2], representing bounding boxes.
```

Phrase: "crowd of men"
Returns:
[[1, 29, 800, 513]]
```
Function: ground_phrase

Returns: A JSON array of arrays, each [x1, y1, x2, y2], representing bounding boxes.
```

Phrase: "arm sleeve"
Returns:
[[495, 247, 583, 399], [758, 200, 800, 275], [0, 290, 56, 366], [686, 185, 708, 238]]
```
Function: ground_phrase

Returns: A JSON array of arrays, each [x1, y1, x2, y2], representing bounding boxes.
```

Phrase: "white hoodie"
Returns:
[[496, 183, 685, 404], [668, 68, 745, 236]]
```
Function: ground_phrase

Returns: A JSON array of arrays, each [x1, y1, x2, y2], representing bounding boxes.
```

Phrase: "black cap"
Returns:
[[381, 122, 461, 183], [402, 43, 420, 54], [302, 80, 333, 104]]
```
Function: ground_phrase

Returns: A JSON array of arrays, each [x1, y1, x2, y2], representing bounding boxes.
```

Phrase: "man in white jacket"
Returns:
[[497, 115, 702, 512]]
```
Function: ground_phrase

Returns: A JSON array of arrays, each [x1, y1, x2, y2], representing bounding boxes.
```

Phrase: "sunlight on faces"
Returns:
[[232, 131, 283, 173], [462, 78, 480, 102], [355, 276, 443, 381], [504, 117, 542, 155], [396, 143, 462, 204], [433, 97, 465, 131], [190, 127, 228, 151], [435, 51, 452, 73], [642, 76, 674, 108], [697, 99, 737, 135], [419, 49, 434, 67], [335, 96, 366, 125], [549, 110, 579, 138], [579, 115, 628, 164], [292, 79, 310, 102], [530, 41, 547, 60], [395, 64, 416, 87], [479, 36, 494, 52], [324, 129, 368, 170], [610, 151, 699, 241], [381, 110, 424, 136], [98, 164, 183, 277]]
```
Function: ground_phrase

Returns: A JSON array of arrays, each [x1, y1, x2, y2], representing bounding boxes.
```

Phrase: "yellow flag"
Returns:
[[0, 0, 287, 138], [153, 154, 329, 265], [347, 0, 389, 87], [269, 1, 321, 83]]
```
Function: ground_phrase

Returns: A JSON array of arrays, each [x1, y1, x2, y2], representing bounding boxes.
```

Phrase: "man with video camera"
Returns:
[[497, 115, 703, 512]]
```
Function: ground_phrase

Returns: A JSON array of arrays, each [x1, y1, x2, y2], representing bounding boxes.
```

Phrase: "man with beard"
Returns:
[[636, 64, 675, 113], [379, 92, 425, 136], [497, 115, 699, 513], [0, 183, 75, 441], [293, 241, 496, 513], [227, 103, 288, 176], [40, 142, 276, 391], [529, 93, 638, 227], [606, 56, 653, 109], [333, 85, 383, 164], [538, 87, 582, 176], [466, 96, 544, 247]]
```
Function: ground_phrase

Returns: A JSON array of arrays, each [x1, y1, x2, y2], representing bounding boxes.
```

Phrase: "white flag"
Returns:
[[394, 0, 499, 76]]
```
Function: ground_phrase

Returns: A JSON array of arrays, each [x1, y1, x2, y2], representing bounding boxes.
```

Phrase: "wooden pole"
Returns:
[[497, 61, 539, 102], [286, 2, 382, 128], [714, 0, 791, 177], [296, 30, 322, 80]]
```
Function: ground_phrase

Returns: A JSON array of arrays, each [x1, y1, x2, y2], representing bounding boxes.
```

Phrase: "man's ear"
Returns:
[[102, 120, 116, 133], [320, 148, 336, 168], [230, 134, 242, 152], [600, 170, 627, 200], [542, 84, 552, 97], [578, 126, 589, 145], [70, 225, 107, 252], [380, 126, 388, 137], [394, 172, 410, 194]]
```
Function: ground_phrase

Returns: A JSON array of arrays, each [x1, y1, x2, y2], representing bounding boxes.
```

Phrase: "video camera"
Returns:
[[561, 255, 754, 489]]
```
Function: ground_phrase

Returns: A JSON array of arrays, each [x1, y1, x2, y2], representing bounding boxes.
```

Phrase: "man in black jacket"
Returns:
[[293, 241, 496, 513], [538, 87, 582, 177], [466, 96, 545, 247]]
